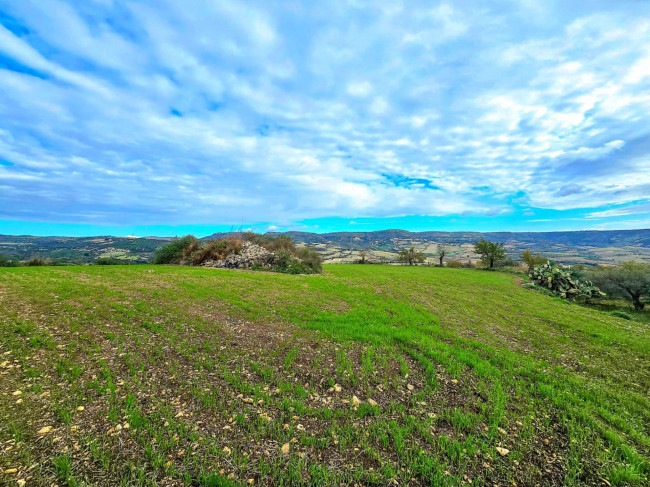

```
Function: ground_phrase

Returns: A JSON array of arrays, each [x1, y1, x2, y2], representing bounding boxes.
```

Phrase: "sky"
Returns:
[[1, 0, 650, 237]]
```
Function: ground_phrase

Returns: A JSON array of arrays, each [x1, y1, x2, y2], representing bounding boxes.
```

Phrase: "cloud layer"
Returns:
[[1, 0, 649, 231]]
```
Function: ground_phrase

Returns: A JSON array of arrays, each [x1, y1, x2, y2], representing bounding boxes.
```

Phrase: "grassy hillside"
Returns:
[[0, 265, 648, 486]]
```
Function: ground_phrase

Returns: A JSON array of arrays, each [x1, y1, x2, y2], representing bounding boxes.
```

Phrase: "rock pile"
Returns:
[[201, 241, 276, 269]]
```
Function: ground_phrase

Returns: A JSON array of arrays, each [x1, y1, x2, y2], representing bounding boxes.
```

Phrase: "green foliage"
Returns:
[[521, 250, 547, 271], [610, 310, 633, 320], [588, 261, 650, 310], [25, 257, 47, 266], [272, 248, 322, 274], [244, 233, 322, 274], [397, 247, 426, 265], [295, 246, 323, 273], [152, 235, 199, 264], [94, 257, 127, 265], [474, 239, 505, 269], [0, 254, 20, 267], [529, 261, 605, 300]]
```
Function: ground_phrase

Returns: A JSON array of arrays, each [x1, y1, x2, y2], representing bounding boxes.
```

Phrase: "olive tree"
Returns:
[[588, 261, 650, 310], [358, 250, 368, 264], [474, 238, 505, 269], [397, 247, 426, 266], [436, 243, 448, 267], [521, 250, 547, 271]]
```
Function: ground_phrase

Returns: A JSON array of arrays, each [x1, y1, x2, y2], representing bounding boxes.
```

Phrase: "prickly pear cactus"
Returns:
[[529, 262, 605, 300]]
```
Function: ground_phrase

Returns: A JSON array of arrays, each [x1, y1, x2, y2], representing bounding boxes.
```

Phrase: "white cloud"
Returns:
[[0, 0, 649, 227]]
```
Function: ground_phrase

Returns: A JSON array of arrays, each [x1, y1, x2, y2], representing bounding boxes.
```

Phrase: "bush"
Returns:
[[296, 246, 323, 274], [445, 260, 464, 268], [610, 310, 632, 320], [95, 257, 125, 265], [191, 237, 242, 265], [495, 257, 519, 268], [0, 254, 20, 267], [269, 246, 322, 275], [152, 236, 199, 264], [521, 250, 547, 271], [529, 261, 604, 300], [25, 257, 47, 266]]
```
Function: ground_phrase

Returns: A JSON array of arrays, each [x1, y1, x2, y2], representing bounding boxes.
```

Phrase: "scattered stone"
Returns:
[[351, 395, 361, 407], [407, 384, 414, 391], [496, 447, 510, 456], [202, 242, 276, 270], [37, 426, 52, 435], [367, 398, 378, 407], [281, 443, 290, 455], [4, 468, 17, 474]]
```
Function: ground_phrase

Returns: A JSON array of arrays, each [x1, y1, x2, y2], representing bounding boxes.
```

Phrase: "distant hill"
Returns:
[[205, 229, 650, 265], [0, 235, 170, 264], [2, 229, 650, 265]]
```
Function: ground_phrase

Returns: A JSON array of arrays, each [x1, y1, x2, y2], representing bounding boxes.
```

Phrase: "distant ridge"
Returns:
[[205, 228, 650, 249], [2, 228, 650, 265]]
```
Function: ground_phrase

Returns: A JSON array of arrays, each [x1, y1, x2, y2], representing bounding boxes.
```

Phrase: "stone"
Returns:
[[201, 242, 276, 270]]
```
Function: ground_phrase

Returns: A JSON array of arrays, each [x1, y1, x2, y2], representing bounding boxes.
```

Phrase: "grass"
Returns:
[[0, 264, 648, 486]]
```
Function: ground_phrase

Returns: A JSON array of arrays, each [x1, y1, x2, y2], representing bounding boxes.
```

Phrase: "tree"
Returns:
[[588, 261, 650, 310], [521, 250, 546, 271], [474, 238, 505, 269], [358, 250, 368, 264], [436, 243, 448, 267], [397, 247, 426, 266]]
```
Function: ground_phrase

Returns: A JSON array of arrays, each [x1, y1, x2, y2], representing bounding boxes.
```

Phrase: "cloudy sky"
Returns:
[[1, 0, 650, 236]]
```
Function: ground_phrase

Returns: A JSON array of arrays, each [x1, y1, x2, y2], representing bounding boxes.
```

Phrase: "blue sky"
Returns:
[[1, 0, 650, 237]]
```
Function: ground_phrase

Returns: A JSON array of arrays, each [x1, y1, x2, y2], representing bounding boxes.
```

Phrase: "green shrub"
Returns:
[[445, 260, 464, 268], [25, 257, 47, 266], [296, 246, 322, 273], [529, 261, 604, 300], [521, 250, 547, 271], [610, 310, 632, 320], [0, 254, 20, 267], [95, 257, 125, 265], [152, 235, 199, 264], [272, 248, 322, 274]]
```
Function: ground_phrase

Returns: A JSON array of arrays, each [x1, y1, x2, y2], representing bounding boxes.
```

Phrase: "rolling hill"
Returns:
[[2, 228, 650, 265]]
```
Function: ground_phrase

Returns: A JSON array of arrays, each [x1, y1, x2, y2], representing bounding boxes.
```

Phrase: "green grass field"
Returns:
[[1, 265, 648, 486]]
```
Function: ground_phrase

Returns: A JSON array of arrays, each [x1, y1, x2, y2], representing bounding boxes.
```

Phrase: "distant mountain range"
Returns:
[[2, 228, 650, 265]]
